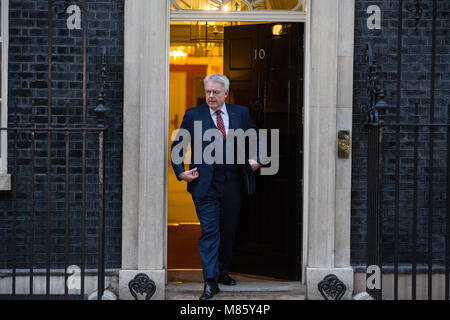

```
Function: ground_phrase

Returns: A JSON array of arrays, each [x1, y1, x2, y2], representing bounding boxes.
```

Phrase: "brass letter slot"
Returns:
[[338, 130, 351, 159]]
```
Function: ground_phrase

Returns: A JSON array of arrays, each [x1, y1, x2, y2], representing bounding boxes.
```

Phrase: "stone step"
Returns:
[[166, 281, 306, 300]]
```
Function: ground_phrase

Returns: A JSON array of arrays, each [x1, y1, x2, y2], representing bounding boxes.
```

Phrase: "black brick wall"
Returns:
[[352, 0, 450, 266], [0, 0, 123, 270], [2, 0, 447, 274]]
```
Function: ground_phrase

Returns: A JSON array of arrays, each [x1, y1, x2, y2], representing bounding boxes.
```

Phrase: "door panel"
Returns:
[[224, 23, 304, 280], [230, 38, 253, 69], [224, 25, 260, 120]]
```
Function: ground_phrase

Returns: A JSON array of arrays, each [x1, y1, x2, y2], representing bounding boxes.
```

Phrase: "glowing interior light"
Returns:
[[204, 5, 219, 10], [170, 50, 188, 58], [272, 24, 283, 36]]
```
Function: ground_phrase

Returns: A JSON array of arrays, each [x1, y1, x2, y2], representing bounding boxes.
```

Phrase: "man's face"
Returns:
[[205, 81, 228, 111]]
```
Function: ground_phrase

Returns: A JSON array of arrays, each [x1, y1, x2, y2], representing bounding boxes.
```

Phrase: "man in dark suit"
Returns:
[[171, 74, 261, 300]]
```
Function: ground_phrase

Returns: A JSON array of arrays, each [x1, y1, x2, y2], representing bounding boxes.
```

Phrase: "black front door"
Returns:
[[224, 23, 304, 280]]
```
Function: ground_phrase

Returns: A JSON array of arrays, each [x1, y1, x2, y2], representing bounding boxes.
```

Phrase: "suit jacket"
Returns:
[[171, 103, 259, 198]]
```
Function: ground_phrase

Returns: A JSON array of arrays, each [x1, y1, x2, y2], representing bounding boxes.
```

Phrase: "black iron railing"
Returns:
[[366, 119, 450, 300], [0, 0, 108, 299], [363, 0, 449, 300]]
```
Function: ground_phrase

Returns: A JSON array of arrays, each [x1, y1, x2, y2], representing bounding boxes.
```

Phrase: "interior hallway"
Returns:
[[168, 169, 202, 269]]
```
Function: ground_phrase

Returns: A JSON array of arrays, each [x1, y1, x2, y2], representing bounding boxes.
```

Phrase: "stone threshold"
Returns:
[[166, 270, 306, 300]]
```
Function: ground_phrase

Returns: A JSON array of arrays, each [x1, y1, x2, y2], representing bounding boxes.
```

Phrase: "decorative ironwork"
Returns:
[[171, 0, 304, 11], [406, 0, 423, 35], [317, 274, 347, 300], [128, 273, 157, 300], [365, 42, 388, 124], [95, 47, 107, 128], [54, 0, 73, 15]]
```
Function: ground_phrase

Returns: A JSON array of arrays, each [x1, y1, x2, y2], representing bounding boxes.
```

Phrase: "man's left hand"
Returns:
[[248, 159, 261, 172]]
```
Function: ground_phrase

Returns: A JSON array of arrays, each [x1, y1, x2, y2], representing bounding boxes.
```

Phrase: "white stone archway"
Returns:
[[119, 0, 355, 300]]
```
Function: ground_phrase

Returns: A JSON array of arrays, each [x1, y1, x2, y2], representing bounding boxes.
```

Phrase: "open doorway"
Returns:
[[167, 20, 304, 281]]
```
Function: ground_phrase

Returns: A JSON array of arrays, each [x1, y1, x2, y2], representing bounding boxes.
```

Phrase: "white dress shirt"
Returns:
[[208, 103, 259, 166], [209, 103, 229, 134]]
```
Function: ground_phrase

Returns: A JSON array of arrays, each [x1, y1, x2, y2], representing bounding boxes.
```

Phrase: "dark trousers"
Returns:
[[192, 164, 242, 281]]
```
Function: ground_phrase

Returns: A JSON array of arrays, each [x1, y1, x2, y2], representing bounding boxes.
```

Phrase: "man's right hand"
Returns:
[[178, 168, 199, 182]]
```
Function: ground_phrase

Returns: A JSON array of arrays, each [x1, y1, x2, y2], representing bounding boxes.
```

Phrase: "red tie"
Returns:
[[215, 110, 226, 139]]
